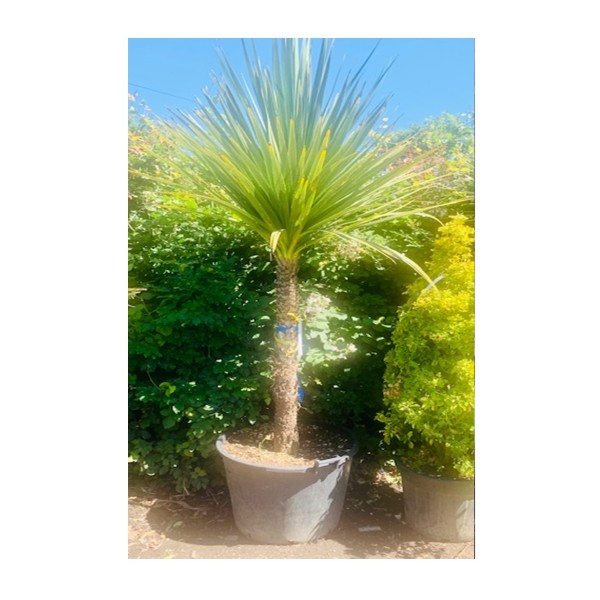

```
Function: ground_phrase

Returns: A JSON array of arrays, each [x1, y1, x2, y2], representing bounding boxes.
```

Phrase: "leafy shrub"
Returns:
[[380, 112, 474, 220], [376, 215, 474, 479], [298, 236, 407, 447], [128, 95, 178, 213], [128, 206, 275, 490]]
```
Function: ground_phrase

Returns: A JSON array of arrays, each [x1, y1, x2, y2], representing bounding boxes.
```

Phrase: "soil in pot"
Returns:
[[216, 422, 358, 544], [221, 421, 355, 466]]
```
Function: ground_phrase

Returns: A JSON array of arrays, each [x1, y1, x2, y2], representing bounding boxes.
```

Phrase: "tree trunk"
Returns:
[[272, 258, 300, 454]]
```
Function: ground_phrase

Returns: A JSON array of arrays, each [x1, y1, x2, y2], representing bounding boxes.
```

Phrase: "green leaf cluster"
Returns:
[[296, 235, 404, 445], [128, 206, 274, 490], [128, 94, 182, 212], [377, 215, 474, 479]]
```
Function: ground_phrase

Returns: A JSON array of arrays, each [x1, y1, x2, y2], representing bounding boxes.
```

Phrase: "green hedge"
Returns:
[[298, 234, 414, 447], [128, 207, 275, 490]]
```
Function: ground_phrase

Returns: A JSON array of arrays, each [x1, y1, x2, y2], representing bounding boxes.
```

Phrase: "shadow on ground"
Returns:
[[128, 455, 474, 559]]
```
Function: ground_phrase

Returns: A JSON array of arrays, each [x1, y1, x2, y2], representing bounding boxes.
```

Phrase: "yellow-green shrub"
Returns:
[[377, 215, 474, 479]]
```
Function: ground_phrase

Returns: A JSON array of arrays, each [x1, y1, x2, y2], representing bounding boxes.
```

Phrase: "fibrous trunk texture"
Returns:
[[272, 259, 300, 454]]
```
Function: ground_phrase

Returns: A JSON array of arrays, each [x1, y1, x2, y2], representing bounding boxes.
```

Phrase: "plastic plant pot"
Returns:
[[400, 464, 474, 542], [216, 432, 358, 544]]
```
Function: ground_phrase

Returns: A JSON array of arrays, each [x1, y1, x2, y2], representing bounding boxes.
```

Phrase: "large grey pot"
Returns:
[[216, 432, 358, 545]]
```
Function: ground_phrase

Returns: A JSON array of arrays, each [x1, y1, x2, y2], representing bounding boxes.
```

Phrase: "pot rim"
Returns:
[[398, 461, 474, 484], [216, 427, 359, 473]]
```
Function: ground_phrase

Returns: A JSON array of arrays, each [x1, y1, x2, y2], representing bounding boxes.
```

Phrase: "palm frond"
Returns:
[[332, 231, 436, 286]]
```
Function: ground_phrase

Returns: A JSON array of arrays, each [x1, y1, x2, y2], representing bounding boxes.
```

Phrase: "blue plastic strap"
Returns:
[[274, 324, 298, 333]]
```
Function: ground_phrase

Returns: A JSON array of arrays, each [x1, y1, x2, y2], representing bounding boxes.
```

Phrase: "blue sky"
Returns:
[[128, 38, 474, 130]]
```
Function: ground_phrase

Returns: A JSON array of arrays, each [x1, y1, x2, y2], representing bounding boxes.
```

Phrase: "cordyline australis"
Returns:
[[151, 38, 464, 454]]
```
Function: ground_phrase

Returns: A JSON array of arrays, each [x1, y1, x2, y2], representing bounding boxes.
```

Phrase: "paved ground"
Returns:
[[128, 456, 474, 559]]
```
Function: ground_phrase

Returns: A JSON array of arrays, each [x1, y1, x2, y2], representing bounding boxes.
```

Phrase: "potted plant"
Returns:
[[151, 38, 459, 544], [377, 215, 475, 542]]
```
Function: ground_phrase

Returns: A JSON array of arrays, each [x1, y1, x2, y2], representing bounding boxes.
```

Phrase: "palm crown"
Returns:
[[163, 39, 444, 277]]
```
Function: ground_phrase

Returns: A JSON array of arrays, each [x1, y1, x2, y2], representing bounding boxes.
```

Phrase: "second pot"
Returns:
[[400, 464, 474, 542]]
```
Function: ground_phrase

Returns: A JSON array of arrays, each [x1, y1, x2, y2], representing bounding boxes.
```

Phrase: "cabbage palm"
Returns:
[[160, 39, 453, 454]]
